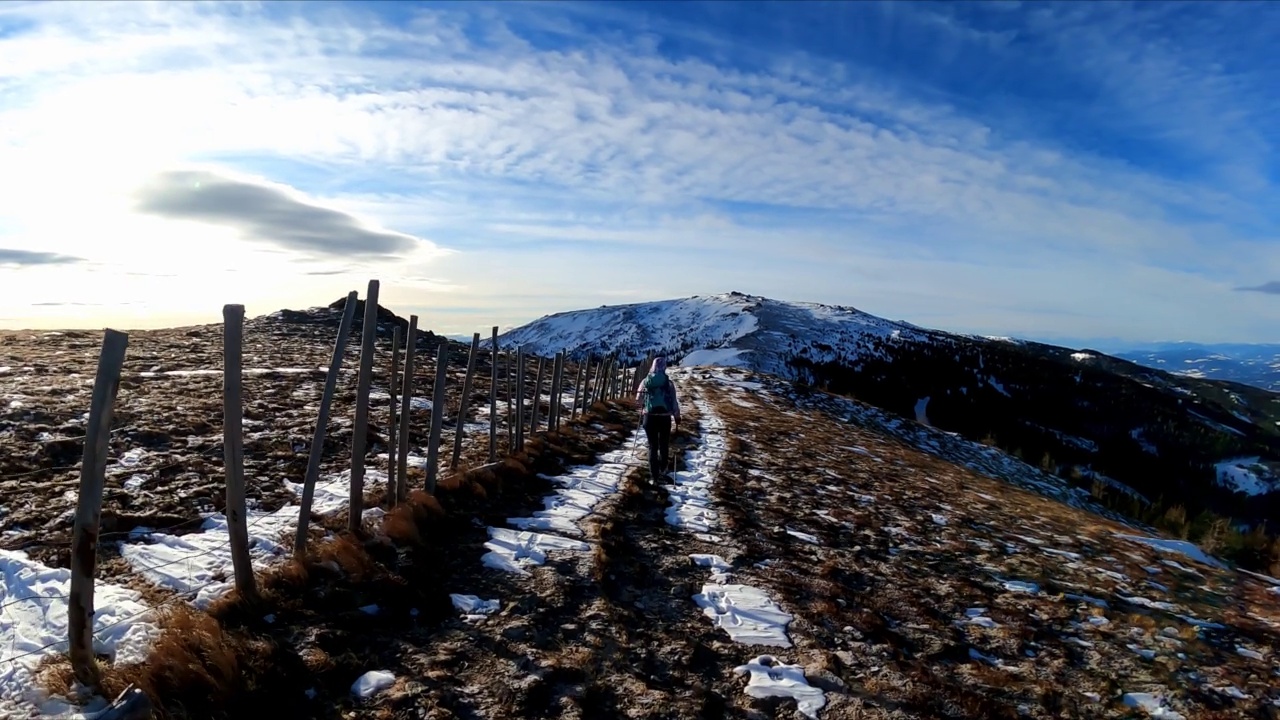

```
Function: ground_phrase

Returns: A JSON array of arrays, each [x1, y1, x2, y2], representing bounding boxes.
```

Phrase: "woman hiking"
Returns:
[[635, 356, 680, 484]]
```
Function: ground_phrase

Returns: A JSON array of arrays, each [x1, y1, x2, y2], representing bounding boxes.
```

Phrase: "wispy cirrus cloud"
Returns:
[[0, 1, 1277, 341]]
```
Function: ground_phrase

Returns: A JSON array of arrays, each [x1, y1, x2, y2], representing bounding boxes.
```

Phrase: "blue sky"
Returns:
[[0, 0, 1277, 345]]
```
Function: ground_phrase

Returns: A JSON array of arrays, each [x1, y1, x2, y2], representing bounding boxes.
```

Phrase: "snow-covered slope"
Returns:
[[490, 291, 934, 378]]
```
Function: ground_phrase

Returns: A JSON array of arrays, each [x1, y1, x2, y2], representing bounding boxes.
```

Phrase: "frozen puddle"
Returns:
[[479, 432, 642, 573], [1, 551, 161, 718], [121, 469, 388, 608]]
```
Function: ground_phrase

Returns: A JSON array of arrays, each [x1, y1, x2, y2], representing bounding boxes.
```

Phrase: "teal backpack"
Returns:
[[644, 373, 670, 413]]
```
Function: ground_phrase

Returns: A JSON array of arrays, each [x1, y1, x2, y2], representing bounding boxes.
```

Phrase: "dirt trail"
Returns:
[[6, 320, 1278, 719]]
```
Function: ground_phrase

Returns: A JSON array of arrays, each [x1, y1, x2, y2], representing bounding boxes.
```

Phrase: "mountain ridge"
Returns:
[[489, 291, 1280, 574]]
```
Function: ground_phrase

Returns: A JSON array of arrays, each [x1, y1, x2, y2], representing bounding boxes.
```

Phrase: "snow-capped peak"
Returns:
[[488, 293, 933, 378]]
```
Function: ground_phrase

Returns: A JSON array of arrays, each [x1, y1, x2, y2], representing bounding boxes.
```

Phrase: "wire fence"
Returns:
[[0, 286, 649, 689]]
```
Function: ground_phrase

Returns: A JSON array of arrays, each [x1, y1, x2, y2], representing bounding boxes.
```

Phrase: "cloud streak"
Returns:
[[1237, 281, 1280, 295], [134, 170, 424, 258], [0, 1, 1277, 341], [0, 248, 83, 267]]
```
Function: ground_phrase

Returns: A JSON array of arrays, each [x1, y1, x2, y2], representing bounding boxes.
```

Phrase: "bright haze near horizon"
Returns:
[[1, 0, 1278, 347]]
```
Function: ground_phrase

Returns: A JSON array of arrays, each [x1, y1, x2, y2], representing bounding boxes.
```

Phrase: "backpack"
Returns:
[[644, 373, 670, 414]]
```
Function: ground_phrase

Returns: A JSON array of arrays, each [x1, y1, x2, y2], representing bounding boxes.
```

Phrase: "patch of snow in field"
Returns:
[[786, 528, 821, 544], [1115, 533, 1227, 569], [480, 527, 590, 574], [1214, 457, 1275, 496], [733, 655, 825, 719], [1121, 595, 1178, 612], [695, 583, 793, 647], [351, 670, 396, 699], [1070, 353, 1093, 362], [1001, 580, 1040, 594], [450, 594, 499, 622], [1, 550, 162, 717], [1122, 692, 1185, 719], [121, 470, 385, 607]]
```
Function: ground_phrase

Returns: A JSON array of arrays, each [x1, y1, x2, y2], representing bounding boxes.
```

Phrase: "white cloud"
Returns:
[[0, 1, 1275, 341]]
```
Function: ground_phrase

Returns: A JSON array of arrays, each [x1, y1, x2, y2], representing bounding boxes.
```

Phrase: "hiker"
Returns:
[[636, 356, 680, 483]]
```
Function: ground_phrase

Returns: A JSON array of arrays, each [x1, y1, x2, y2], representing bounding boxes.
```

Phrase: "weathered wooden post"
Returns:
[[295, 291, 358, 557], [601, 357, 613, 402], [570, 358, 584, 419], [547, 352, 563, 432], [505, 350, 514, 452], [514, 347, 525, 450], [69, 328, 128, 690], [633, 352, 653, 395], [488, 326, 498, 462], [391, 316, 417, 502], [386, 325, 400, 506], [584, 357, 598, 408], [451, 332, 481, 470], [349, 280, 380, 533], [591, 356, 606, 407], [425, 340, 448, 493], [529, 356, 545, 435], [222, 304, 257, 603]]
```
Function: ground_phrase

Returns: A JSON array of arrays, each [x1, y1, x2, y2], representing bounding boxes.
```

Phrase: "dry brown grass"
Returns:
[[41, 604, 289, 720], [692, 367, 1280, 719], [38, 399, 644, 718]]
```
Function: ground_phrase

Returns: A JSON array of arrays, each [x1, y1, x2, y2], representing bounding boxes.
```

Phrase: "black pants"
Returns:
[[643, 413, 672, 482]]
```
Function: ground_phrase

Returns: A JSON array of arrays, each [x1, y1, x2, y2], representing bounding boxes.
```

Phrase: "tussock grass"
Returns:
[[41, 399, 641, 718]]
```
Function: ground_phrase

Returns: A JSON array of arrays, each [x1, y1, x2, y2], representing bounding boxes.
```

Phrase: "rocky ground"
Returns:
[[2, 311, 1279, 719]]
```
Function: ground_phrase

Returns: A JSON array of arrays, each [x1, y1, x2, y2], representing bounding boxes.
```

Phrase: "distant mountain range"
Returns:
[[1109, 343, 1280, 393], [489, 292, 1280, 534]]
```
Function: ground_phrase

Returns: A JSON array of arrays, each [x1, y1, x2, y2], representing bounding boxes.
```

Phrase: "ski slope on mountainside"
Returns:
[[490, 292, 935, 378]]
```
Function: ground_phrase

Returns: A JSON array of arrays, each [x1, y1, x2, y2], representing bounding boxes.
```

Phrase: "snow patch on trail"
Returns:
[[734, 655, 826, 719], [480, 432, 642, 573], [664, 402, 726, 535], [667, 373, 827, 716]]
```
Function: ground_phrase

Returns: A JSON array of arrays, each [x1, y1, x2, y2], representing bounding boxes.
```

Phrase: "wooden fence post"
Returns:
[[505, 350, 514, 452], [222, 304, 257, 603], [69, 328, 128, 690], [595, 357, 605, 405], [548, 352, 563, 432], [529, 356, 545, 435], [451, 332, 480, 470], [295, 291, 358, 557], [570, 358, 584, 419], [425, 340, 448, 493], [393, 317, 417, 505], [584, 357, 597, 408], [386, 325, 400, 506], [514, 347, 525, 451], [349, 279, 380, 533], [634, 352, 654, 394], [488, 326, 498, 462]]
